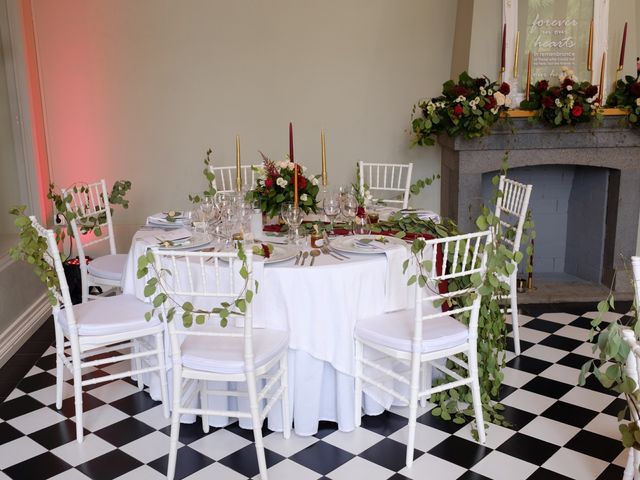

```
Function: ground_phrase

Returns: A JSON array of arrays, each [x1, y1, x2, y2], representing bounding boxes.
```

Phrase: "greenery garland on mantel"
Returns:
[[412, 71, 640, 146]]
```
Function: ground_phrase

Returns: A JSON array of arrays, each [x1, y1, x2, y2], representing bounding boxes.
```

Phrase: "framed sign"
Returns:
[[503, 0, 609, 97]]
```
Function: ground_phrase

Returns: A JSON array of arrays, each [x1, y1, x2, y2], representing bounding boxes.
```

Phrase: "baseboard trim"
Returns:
[[0, 293, 50, 368]]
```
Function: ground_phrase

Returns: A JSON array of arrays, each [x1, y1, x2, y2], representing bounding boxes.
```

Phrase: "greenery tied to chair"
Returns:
[[47, 180, 132, 259], [136, 243, 258, 328], [398, 159, 535, 439], [579, 260, 640, 454]]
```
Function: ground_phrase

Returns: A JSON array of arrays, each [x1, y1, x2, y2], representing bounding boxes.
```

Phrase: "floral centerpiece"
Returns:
[[606, 75, 640, 127], [246, 153, 320, 218], [520, 67, 601, 127], [411, 71, 511, 146]]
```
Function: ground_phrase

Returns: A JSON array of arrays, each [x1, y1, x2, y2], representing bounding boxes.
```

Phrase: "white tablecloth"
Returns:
[[123, 229, 434, 435]]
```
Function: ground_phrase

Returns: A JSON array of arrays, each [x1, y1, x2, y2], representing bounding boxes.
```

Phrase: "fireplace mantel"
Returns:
[[439, 117, 640, 292]]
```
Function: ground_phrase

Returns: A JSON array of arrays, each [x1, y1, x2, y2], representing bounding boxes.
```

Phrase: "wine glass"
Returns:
[[281, 203, 303, 244], [341, 194, 358, 235], [323, 193, 340, 233]]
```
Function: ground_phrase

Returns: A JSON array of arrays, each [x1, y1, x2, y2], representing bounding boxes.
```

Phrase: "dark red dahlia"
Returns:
[[541, 96, 554, 108], [475, 78, 487, 87], [452, 85, 470, 97], [630, 82, 640, 97], [537, 80, 549, 93], [499, 82, 510, 95], [585, 85, 598, 98]]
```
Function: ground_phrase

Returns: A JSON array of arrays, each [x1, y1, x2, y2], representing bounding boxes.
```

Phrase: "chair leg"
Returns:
[[405, 352, 421, 468], [468, 347, 486, 444], [354, 339, 363, 427], [54, 326, 64, 409], [155, 332, 170, 419], [132, 339, 144, 390], [510, 273, 521, 356], [72, 362, 84, 443], [281, 351, 291, 439], [200, 380, 210, 434], [420, 362, 432, 408], [167, 368, 183, 480], [247, 371, 268, 480]]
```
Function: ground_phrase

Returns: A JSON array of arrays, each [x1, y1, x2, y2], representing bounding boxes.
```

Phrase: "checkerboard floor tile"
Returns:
[[0, 310, 632, 479]]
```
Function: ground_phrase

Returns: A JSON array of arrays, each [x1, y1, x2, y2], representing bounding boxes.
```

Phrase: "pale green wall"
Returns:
[[0, 21, 20, 238]]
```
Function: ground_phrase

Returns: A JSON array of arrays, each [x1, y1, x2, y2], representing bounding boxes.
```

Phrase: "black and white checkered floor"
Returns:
[[0, 310, 631, 479]]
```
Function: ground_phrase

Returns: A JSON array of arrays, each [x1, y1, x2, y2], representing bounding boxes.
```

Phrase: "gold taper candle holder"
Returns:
[[235, 135, 241, 192], [513, 31, 520, 78]]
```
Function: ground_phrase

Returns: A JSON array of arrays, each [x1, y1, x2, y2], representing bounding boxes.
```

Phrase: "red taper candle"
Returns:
[[293, 164, 298, 208], [619, 22, 628, 68], [500, 24, 506, 71], [289, 122, 294, 163]]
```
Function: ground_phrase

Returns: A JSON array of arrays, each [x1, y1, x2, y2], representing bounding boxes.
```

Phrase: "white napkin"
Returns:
[[152, 228, 192, 243], [147, 212, 188, 225], [353, 238, 409, 311]]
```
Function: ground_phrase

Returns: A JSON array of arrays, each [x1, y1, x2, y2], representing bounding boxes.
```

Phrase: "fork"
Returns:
[[321, 245, 344, 261]]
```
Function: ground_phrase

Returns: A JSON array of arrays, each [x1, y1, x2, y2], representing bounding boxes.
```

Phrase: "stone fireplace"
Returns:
[[439, 116, 640, 294]]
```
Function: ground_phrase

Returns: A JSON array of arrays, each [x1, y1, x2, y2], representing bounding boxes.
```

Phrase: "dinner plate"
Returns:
[[156, 232, 211, 250], [147, 212, 189, 226], [219, 243, 298, 264], [253, 244, 299, 264], [330, 234, 406, 254]]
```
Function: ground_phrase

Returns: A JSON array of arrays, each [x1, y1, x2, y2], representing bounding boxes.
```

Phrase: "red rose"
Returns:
[[484, 95, 497, 110], [298, 176, 307, 190], [499, 82, 510, 95], [630, 82, 640, 97], [585, 85, 598, 98], [453, 104, 463, 116], [537, 80, 549, 92], [561, 78, 574, 89], [356, 206, 366, 218], [264, 177, 274, 188], [571, 105, 584, 117], [541, 96, 554, 108], [452, 86, 470, 97]]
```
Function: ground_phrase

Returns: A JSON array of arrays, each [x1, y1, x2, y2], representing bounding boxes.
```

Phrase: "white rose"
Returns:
[[278, 160, 288, 169], [555, 98, 562, 107], [491, 106, 499, 114], [480, 87, 486, 95], [455, 95, 465, 103], [635, 98, 640, 107], [300, 193, 308, 202], [287, 162, 295, 170], [487, 89, 493, 95], [494, 91, 506, 106], [566, 85, 573, 91], [587, 96, 595, 104], [276, 177, 287, 188], [311, 177, 319, 186]]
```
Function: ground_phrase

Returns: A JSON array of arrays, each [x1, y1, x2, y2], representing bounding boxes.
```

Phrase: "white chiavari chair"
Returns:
[[493, 175, 533, 356], [358, 161, 414, 209], [210, 165, 262, 193], [29, 216, 169, 443], [354, 230, 491, 467], [154, 248, 290, 480], [622, 256, 640, 480], [62, 179, 127, 303]]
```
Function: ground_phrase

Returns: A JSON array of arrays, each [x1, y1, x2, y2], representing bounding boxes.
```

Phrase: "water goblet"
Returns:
[[341, 194, 358, 235], [323, 193, 340, 233]]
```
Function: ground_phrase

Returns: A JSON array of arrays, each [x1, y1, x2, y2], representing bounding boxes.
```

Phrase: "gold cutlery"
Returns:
[[310, 249, 321, 266]]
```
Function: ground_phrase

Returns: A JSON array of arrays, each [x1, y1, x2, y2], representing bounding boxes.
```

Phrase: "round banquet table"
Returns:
[[122, 228, 436, 436]]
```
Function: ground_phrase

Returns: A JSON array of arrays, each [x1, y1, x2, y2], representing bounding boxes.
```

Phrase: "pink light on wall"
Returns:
[[20, 0, 51, 221]]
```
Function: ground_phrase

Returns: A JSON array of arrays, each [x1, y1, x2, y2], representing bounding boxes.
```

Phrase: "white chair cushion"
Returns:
[[59, 294, 159, 336], [355, 308, 468, 353], [181, 328, 289, 374], [87, 254, 128, 281]]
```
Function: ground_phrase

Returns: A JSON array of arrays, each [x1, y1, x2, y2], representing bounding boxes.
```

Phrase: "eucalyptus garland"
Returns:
[[188, 148, 217, 204]]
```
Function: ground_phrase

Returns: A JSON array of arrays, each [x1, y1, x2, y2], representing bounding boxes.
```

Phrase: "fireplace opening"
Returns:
[[482, 165, 617, 287]]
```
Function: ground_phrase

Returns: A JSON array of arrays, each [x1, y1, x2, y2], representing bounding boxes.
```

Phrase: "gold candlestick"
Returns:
[[235, 135, 241, 192], [513, 31, 520, 78], [525, 52, 532, 100], [598, 52, 606, 104], [587, 19, 593, 72], [321, 129, 327, 186]]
